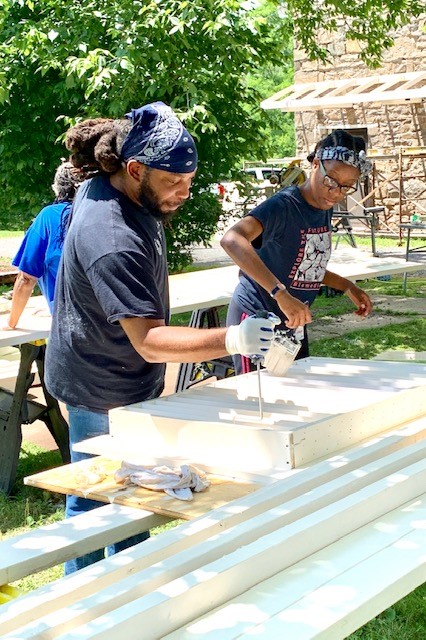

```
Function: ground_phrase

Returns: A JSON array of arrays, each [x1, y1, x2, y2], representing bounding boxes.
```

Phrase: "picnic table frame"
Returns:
[[0, 303, 69, 494], [399, 222, 426, 292]]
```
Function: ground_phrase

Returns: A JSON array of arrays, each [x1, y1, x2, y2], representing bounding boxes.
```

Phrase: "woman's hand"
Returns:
[[345, 283, 373, 317], [1, 318, 15, 331], [275, 290, 312, 329]]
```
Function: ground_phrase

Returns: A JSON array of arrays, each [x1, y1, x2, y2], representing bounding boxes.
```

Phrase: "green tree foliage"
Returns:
[[236, 1, 296, 161], [0, 1, 423, 269], [0, 0, 293, 268], [247, 66, 296, 160], [285, 0, 425, 66]]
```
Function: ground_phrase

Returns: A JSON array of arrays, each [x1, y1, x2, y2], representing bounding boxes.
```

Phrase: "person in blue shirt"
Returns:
[[221, 129, 374, 375], [4, 161, 83, 329]]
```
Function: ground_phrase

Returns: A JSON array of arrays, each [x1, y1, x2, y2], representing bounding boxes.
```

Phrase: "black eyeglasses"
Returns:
[[319, 160, 358, 195]]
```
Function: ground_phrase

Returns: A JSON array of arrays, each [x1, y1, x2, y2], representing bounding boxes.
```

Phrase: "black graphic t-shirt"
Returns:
[[234, 185, 332, 323], [45, 175, 169, 412]]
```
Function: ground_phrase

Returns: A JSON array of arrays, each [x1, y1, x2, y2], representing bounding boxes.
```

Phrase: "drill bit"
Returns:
[[256, 358, 263, 420], [251, 310, 270, 420], [250, 354, 264, 419]]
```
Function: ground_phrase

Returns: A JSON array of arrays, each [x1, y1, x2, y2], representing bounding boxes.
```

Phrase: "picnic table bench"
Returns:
[[0, 358, 424, 639], [0, 418, 424, 639]]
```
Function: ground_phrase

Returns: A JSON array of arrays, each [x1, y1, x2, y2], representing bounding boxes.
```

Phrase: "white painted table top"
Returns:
[[0, 296, 51, 348], [0, 247, 419, 339], [169, 247, 420, 314], [74, 357, 426, 481]]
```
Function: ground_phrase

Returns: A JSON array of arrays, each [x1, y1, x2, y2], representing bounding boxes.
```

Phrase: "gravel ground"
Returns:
[[1, 234, 425, 274], [190, 237, 426, 274], [309, 293, 425, 342], [0, 235, 24, 260]]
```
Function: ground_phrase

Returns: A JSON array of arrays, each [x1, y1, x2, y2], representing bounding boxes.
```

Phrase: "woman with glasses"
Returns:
[[221, 129, 373, 374]]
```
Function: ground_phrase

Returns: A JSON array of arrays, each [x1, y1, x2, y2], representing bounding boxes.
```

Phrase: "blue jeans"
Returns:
[[65, 405, 150, 575]]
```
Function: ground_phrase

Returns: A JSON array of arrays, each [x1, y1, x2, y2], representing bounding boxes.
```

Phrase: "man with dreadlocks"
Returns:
[[45, 101, 279, 574], [3, 160, 84, 329]]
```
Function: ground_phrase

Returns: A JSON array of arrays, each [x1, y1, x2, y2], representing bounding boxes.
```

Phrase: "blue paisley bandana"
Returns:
[[121, 101, 198, 173], [316, 145, 372, 177]]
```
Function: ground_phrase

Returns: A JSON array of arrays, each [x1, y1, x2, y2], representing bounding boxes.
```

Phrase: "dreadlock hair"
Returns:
[[307, 129, 366, 163], [65, 118, 132, 176], [50, 160, 84, 248], [52, 160, 84, 203]]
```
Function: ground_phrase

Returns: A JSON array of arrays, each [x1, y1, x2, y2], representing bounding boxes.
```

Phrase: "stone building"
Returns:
[[262, 15, 426, 232]]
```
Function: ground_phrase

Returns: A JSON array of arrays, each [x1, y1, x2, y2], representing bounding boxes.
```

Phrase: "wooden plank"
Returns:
[[108, 370, 424, 426], [290, 385, 426, 467], [108, 406, 297, 475], [10, 444, 424, 637], [104, 359, 425, 475], [164, 496, 426, 640], [325, 247, 421, 280], [329, 77, 386, 98], [261, 72, 426, 111], [169, 254, 421, 314], [172, 250, 421, 315], [373, 349, 426, 362], [134, 385, 329, 421], [0, 504, 167, 585], [261, 72, 423, 108], [3, 433, 424, 636], [75, 413, 426, 484], [168, 265, 237, 314], [0, 299, 51, 349], [32, 456, 425, 639], [233, 531, 425, 640], [24, 457, 260, 521], [110, 393, 323, 426]]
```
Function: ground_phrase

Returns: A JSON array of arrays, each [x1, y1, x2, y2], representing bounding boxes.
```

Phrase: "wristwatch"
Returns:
[[270, 282, 286, 298]]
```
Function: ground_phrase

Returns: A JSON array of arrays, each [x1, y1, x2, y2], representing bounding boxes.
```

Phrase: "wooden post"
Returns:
[[0, 346, 35, 494], [0, 342, 70, 495], [399, 147, 403, 242], [34, 343, 70, 463]]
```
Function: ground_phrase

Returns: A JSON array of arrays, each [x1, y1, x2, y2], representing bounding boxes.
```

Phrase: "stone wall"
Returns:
[[293, 15, 426, 229]]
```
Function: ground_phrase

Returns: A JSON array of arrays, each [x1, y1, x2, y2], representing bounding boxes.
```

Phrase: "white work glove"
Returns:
[[225, 312, 280, 357]]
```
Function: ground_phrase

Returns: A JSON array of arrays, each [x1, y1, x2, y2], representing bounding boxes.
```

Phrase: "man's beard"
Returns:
[[137, 174, 184, 224]]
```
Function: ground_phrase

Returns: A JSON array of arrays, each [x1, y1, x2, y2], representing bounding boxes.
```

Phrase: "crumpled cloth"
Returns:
[[114, 461, 211, 501]]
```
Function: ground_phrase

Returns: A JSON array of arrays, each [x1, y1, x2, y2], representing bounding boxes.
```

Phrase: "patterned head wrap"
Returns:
[[315, 145, 372, 177], [120, 101, 198, 173]]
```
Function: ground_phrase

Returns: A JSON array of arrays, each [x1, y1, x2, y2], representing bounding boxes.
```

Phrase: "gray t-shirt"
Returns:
[[45, 175, 169, 412]]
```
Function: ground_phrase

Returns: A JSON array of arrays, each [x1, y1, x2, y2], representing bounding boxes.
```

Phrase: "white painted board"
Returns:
[[107, 358, 425, 475]]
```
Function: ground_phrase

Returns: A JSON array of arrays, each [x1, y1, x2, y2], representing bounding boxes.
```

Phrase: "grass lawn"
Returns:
[[0, 267, 424, 636], [0, 230, 25, 238], [354, 234, 425, 250]]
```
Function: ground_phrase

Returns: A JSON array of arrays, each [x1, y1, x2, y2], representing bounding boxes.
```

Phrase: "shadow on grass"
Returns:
[[0, 442, 65, 534], [14, 441, 63, 490], [310, 319, 426, 360]]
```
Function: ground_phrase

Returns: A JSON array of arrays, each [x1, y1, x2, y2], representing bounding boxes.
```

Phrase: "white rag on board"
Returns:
[[114, 461, 211, 501]]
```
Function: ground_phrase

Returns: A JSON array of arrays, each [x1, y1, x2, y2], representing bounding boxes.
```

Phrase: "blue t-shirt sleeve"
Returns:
[[247, 192, 290, 246], [12, 210, 50, 278], [86, 250, 167, 324]]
